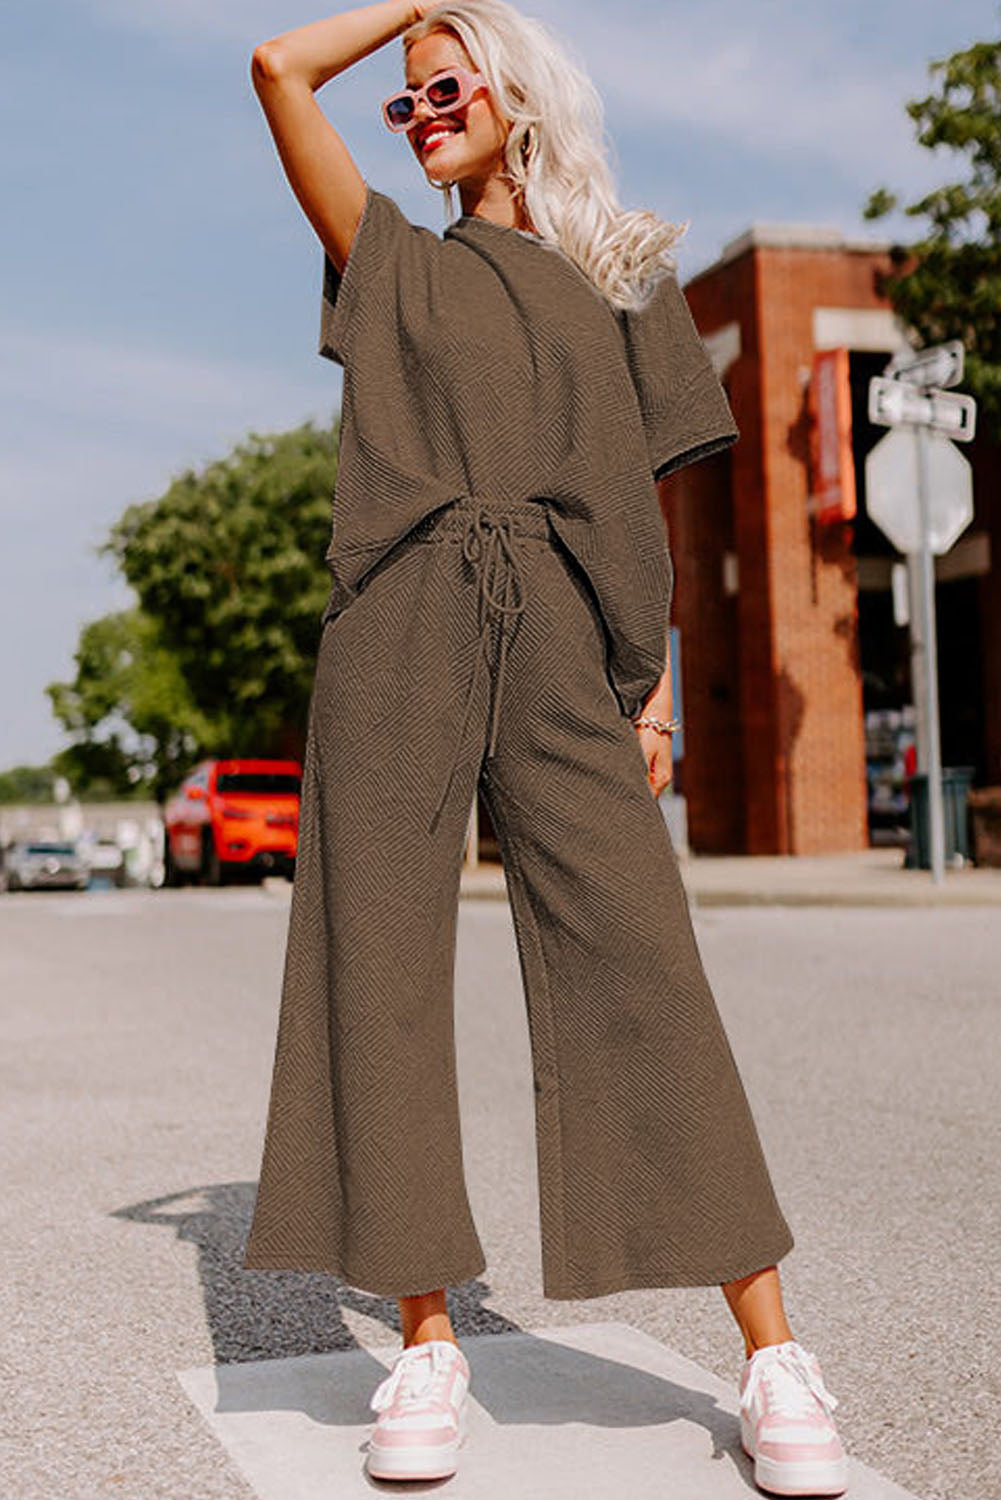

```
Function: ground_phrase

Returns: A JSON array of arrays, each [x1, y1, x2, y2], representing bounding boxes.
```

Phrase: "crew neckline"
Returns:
[[449, 214, 543, 241]]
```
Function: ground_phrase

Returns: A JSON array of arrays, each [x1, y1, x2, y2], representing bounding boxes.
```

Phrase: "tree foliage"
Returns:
[[0, 764, 59, 805], [46, 608, 216, 804], [863, 29, 1001, 435], [102, 419, 339, 762]]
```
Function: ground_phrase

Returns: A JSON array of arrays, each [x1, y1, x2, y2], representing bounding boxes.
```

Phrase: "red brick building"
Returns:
[[662, 225, 1001, 855]]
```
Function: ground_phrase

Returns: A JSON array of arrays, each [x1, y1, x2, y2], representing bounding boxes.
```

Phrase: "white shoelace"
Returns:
[[743, 1341, 840, 1420], [370, 1341, 458, 1414]]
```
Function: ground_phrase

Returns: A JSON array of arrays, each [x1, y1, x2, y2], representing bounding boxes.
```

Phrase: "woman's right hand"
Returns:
[[410, 0, 453, 19]]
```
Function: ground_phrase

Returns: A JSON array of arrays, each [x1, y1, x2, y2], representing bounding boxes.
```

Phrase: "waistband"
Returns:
[[411, 495, 553, 543]]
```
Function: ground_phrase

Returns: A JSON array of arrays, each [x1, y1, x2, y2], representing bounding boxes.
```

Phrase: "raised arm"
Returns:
[[249, 1, 420, 274]]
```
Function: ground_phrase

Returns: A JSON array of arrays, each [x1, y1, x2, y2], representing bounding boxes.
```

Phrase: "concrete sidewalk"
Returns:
[[460, 845, 1001, 907], [179, 1321, 918, 1500]]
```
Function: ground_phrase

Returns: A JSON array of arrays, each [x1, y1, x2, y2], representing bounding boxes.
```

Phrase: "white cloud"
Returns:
[[80, 0, 979, 191], [542, 0, 961, 193]]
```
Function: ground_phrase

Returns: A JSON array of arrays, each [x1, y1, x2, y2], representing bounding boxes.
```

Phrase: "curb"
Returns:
[[683, 887, 1001, 908], [458, 861, 1001, 908]]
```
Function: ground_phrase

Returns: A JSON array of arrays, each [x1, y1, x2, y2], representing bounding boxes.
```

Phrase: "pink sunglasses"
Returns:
[[381, 65, 487, 132]]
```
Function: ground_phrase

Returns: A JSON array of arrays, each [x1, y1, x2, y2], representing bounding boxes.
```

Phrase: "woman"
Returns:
[[244, 2, 848, 1493]]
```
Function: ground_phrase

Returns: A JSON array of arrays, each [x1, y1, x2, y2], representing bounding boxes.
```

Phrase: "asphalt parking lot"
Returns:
[[2, 884, 997, 1499]]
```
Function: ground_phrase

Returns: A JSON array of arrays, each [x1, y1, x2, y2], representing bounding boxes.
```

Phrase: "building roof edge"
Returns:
[[685, 223, 894, 285]]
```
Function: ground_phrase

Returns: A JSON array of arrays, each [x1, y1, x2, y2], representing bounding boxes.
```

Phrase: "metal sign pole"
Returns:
[[905, 552, 928, 773], [860, 339, 977, 882], [914, 422, 946, 884]]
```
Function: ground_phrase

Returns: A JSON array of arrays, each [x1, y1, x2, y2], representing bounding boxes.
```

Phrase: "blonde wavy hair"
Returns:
[[400, 0, 688, 312]]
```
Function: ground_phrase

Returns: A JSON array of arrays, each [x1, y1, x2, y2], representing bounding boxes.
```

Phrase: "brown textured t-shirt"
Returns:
[[318, 183, 737, 718]]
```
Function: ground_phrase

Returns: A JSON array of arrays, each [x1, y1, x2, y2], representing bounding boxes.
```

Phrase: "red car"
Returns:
[[163, 758, 302, 886]]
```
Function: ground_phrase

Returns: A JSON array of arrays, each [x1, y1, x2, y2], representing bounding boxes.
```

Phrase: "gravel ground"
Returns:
[[2, 886, 997, 1499]]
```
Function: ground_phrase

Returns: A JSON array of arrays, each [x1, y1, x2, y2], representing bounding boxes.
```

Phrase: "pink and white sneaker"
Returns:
[[739, 1339, 848, 1496], [365, 1338, 470, 1481]]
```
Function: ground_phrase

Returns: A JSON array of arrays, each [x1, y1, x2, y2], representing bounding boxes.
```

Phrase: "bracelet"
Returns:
[[631, 714, 682, 734]]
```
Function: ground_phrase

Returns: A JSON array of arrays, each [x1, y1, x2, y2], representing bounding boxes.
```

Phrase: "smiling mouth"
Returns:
[[419, 123, 463, 155]]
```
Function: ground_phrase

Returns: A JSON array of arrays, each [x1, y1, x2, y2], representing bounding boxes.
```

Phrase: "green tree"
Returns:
[[46, 609, 217, 804], [103, 420, 337, 758], [863, 27, 1001, 436], [0, 764, 59, 805]]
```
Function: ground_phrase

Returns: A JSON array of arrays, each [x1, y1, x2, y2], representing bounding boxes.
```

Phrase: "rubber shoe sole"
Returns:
[[365, 1399, 468, 1481], [741, 1411, 848, 1496]]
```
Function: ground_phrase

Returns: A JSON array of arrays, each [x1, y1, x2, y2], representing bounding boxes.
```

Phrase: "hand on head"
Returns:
[[411, 0, 455, 20]]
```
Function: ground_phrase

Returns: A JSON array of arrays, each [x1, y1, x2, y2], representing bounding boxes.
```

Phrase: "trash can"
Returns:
[[905, 766, 976, 869], [968, 787, 1001, 867]]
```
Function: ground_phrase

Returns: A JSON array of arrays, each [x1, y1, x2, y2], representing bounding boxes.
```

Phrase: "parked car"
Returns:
[[2, 839, 90, 892], [162, 758, 302, 886], [83, 837, 127, 889]]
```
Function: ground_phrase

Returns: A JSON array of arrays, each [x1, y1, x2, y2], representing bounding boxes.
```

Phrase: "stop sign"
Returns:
[[864, 427, 973, 554]]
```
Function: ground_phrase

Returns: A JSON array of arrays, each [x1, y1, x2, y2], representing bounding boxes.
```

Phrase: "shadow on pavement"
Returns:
[[111, 1181, 524, 1363], [112, 1182, 742, 1455]]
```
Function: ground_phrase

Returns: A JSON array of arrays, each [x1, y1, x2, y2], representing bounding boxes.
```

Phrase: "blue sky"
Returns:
[[2, 0, 997, 768]]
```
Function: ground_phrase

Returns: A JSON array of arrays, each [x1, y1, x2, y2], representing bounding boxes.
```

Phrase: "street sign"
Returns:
[[865, 426, 973, 555], [868, 376, 976, 441], [883, 339, 964, 390], [864, 337, 978, 889]]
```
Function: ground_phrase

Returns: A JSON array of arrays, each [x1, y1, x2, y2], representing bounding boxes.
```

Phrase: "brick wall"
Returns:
[[666, 238, 899, 853]]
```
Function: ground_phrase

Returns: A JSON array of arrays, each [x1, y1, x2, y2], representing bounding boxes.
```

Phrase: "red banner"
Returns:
[[808, 347, 857, 523]]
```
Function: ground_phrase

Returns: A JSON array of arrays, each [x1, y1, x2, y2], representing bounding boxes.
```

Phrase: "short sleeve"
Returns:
[[318, 183, 437, 367], [618, 269, 739, 482]]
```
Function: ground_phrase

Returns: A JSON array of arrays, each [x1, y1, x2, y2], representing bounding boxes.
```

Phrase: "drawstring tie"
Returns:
[[427, 507, 528, 835]]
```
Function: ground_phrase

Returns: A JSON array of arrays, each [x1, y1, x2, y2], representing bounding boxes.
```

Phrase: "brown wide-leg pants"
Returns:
[[242, 494, 795, 1300]]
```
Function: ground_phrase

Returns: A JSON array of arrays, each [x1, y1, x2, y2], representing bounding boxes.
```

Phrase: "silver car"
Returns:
[[2, 840, 90, 892]]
